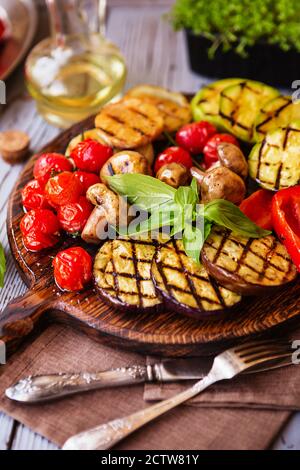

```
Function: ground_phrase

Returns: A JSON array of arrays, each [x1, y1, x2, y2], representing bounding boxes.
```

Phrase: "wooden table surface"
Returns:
[[0, 0, 299, 450]]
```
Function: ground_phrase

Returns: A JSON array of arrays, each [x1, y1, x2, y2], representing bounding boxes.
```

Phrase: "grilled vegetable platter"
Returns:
[[2, 80, 300, 356]]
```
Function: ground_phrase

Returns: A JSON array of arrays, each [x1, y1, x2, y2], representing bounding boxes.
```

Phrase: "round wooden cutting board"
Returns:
[[1, 115, 300, 357]]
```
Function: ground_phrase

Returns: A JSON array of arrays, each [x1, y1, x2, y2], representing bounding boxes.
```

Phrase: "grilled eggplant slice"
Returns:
[[254, 95, 300, 142], [202, 227, 297, 295], [95, 98, 164, 149], [94, 238, 163, 313], [219, 81, 279, 142], [151, 240, 241, 319], [191, 78, 245, 126], [249, 123, 300, 191], [126, 85, 192, 133]]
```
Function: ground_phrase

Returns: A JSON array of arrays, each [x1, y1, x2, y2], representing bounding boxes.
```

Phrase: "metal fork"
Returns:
[[62, 339, 293, 450]]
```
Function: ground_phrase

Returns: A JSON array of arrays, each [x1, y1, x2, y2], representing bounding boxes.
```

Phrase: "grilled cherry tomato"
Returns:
[[53, 247, 92, 291], [154, 146, 193, 174], [73, 171, 101, 195], [70, 139, 113, 174], [239, 190, 274, 231], [272, 185, 300, 272], [45, 171, 81, 207], [176, 121, 216, 154], [203, 133, 240, 169], [33, 153, 73, 185], [20, 209, 60, 251], [22, 179, 51, 211], [58, 196, 93, 234]]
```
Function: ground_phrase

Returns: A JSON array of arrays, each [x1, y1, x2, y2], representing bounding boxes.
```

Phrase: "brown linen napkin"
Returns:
[[0, 324, 292, 450]]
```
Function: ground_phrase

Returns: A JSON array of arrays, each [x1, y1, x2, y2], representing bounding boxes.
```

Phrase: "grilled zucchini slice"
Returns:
[[151, 240, 241, 319], [219, 80, 279, 142], [126, 85, 192, 133], [254, 95, 300, 142], [95, 98, 164, 149], [94, 238, 163, 313], [202, 227, 297, 295], [191, 78, 245, 126], [249, 122, 300, 191]]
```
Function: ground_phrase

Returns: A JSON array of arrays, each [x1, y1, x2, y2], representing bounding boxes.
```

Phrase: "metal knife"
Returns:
[[5, 355, 292, 404]]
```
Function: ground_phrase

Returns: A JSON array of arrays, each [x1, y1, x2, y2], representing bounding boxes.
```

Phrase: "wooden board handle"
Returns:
[[0, 288, 52, 339]]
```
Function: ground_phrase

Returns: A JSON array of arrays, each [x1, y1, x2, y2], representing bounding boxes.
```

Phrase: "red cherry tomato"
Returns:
[[154, 146, 193, 174], [53, 247, 92, 292], [45, 171, 81, 207], [33, 153, 73, 185], [73, 171, 101, 195], [22, 179, 51, 211], [70, 139, 113, 174], [203, 134, 240, 169], [176, 121, 216, 154], [20, 209, 60, 251], [58, 197, 93, 234]]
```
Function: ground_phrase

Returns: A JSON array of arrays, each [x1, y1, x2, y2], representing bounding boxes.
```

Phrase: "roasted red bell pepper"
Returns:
[[239, 189, 274, 230], [272, 185, 300, 272]]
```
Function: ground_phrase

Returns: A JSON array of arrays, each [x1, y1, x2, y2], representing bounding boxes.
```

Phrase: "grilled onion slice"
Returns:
[[94, 238, 163, 313], [126, 85, 192, 133], [254, 95, 300, 142], [219, 80, 279, 142], [249, 122, 300, 191], [151, 240, 241, 319], [95, 98, 164, 149], [202, 227, 297, 295], [191, 78, 244, 127]]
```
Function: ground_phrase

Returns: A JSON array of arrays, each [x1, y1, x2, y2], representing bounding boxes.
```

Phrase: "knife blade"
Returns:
[[5, 355, 292, 404]]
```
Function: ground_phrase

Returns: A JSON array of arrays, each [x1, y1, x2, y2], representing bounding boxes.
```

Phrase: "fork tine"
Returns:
[[234, 338, 291, 354], [243, 351, 292, 367], [237, 343, 291, 359]]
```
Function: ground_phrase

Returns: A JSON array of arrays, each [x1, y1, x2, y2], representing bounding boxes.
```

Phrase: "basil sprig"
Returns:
[[0, 243, 6, 288], [107, 174, 271, 264]]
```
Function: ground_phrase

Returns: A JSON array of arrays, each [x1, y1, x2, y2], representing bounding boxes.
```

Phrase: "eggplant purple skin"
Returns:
[[151, 272, 241, 322], [201, 251, 298, 296], [93, 280, 165, 315]]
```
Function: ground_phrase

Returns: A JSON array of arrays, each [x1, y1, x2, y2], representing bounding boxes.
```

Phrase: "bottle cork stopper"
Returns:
[[0, 130, 30, 164]]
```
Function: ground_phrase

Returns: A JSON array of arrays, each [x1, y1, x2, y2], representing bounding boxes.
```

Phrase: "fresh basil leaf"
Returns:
[[190, 177, 199, 198], [174, 185, 197, 208], [204, 199, 272, 238], [0, 243, 6, 288], [204, 219, 212, 241], [170, 209, 185, 237], [124, 209, 177, 237], [182, 223, 204, 265], [106, 174, 176, 211]]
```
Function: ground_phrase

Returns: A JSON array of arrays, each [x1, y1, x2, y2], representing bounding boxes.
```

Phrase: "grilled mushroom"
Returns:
[[87, 183, 130, 227], [100, 151, 152, 183], [81, 207, 108, 244], [216, 142, 248, 179], [156, 162, 190, 188], [191, 166, 246, 205]]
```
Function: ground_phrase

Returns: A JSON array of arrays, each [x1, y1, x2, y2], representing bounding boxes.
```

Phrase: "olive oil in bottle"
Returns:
[[25, 1, 126, 128]]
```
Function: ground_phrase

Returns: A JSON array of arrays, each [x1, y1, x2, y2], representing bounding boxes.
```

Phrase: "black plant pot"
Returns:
[[185, 30, 300, 88]]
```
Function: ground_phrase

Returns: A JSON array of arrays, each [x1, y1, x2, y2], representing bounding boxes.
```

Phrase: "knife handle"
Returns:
[[5, 366, 151, 403]]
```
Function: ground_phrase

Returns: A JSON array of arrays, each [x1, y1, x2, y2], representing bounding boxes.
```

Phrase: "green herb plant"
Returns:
[[107, 174, 270, 264], [169, 0, 300, 58]]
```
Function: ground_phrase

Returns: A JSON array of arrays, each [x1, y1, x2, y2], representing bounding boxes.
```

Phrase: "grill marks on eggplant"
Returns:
[[94, 238, 163, 312], [95, 98, 164, 149], [249, 123, 300, 191], [151, 240, 241, 318], [202, 228, 297, 295], [219, 81, 279, 142], [255, 96, 300, 141]]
